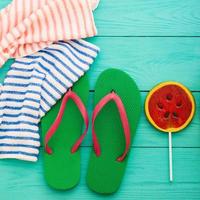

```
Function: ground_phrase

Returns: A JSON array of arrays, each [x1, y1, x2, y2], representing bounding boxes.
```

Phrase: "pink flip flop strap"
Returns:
[[92, 91, 131, 162], [45, 89, 89, 154]]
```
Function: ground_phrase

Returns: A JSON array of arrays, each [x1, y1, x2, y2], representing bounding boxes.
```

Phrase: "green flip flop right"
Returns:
[[86, 69, 141, 194]]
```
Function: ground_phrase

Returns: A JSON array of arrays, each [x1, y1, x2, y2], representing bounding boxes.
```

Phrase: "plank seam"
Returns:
[[95, 36, 200, 38]]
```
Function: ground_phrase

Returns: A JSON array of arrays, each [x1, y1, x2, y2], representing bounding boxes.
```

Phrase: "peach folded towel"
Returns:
[[0, 0, 98, 67]]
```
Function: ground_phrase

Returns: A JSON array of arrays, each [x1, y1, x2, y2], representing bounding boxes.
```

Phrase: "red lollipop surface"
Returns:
[[145, 82, 195, 132]]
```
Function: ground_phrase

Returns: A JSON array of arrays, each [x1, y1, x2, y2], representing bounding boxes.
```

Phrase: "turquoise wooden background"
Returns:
[[0, 0, 200, 199]]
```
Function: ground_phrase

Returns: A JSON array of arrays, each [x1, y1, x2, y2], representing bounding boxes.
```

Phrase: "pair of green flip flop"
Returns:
[[41, 69, 141, 194]]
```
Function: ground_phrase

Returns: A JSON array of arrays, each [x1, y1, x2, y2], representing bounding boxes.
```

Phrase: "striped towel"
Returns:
[[0, 0, 99, 67], [0, 39, 99, 162]]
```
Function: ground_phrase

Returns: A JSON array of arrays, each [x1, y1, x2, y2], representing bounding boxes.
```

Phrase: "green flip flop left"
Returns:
[[41, 75, 89, 190]]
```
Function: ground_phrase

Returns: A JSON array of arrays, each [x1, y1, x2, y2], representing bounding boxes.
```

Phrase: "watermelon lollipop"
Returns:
[[145, 81, 195, 182]]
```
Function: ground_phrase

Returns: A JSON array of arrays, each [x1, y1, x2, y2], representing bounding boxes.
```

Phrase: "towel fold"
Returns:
[[0, 39, 99, 162], [0, 0, 99, 67]]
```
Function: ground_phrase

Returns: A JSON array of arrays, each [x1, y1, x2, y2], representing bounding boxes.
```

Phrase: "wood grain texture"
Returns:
[[0, 148, 200, 200], [80, 92, 200, 148], [3, 37, 200, 91], [36, 92, 200, 148], [0, 0, 11, 8], [1, 0, 200, 36], [0, 0, 199, 199], [93, 0, 200, 36], [2, 37, 200, 91], [87, 37, 200, 90]]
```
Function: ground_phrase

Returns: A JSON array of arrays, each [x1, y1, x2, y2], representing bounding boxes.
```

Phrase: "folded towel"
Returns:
[[0, 39, 99, 162], [0, 0, 99, 67]]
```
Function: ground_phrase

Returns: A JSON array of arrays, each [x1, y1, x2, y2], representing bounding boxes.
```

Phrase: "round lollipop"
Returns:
[[145, 81, 195, 182]]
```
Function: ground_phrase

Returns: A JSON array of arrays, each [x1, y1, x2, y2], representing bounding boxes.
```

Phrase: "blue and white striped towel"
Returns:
[[0, 39, 99, 162]]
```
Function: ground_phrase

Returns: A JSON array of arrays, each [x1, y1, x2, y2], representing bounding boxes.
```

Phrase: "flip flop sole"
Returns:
[[86, 69, 141, 194], [41, 75, 89, 190]]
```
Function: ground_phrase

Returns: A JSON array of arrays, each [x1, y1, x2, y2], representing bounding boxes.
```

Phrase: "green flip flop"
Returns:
[[86, 69, 141, 194], [41, 75, 89, 190]]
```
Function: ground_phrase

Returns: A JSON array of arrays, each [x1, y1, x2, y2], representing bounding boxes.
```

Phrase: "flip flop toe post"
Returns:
[[41, 76, 89, 190], [86, 69, 141, 194]]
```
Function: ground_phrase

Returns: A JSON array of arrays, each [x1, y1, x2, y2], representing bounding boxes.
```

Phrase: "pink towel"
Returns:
[[0, 0, 98, 67]]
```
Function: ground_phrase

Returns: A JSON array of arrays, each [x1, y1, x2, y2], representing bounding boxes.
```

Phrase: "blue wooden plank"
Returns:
[[0, 1, 199, 199], [87, 37, 200, 90], [81, 92, 200, 148], [93, 0, 200, 36], [1, 37, 200, 91], [2, 37, 200, 91], [1, 0, 200, 36], [0, 148, 200, 200], [0, 0, 11, 8]]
